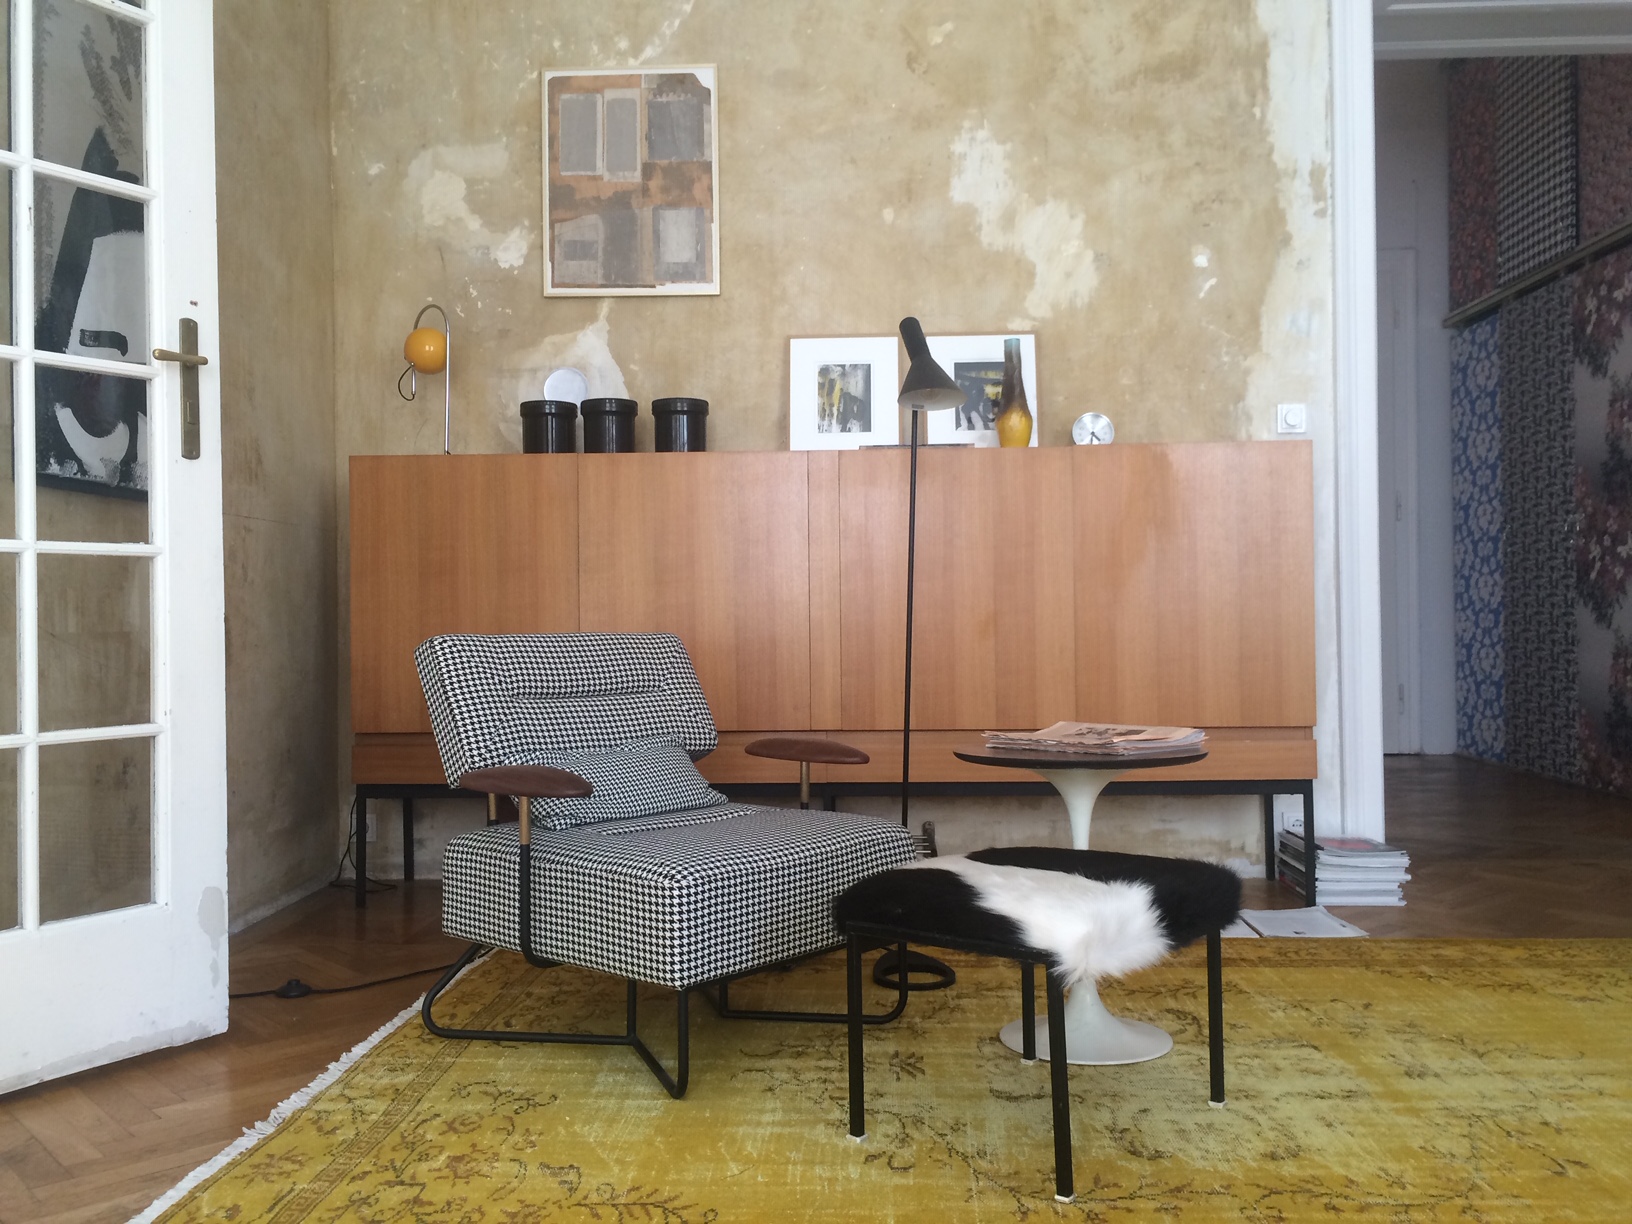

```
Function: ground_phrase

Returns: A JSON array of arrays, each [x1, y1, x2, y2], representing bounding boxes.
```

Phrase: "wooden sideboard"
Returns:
[[350, 442, 1318, 791]]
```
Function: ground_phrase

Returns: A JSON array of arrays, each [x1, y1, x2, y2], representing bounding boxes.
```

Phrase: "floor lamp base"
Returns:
[[871, 946, 957, 992]]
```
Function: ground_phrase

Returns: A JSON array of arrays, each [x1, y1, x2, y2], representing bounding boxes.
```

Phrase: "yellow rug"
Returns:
[[136, 940, 1632, 1222]]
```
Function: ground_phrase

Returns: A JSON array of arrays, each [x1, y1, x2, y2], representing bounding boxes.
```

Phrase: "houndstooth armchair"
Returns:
[[414, 631, 919, 1097]]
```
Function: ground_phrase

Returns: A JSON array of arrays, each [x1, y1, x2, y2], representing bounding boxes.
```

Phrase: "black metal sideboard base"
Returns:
[[352, 778, 1316, 908]]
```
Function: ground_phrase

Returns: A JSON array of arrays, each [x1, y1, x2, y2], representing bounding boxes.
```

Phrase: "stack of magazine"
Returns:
[[1277, 823, 1410, 906], [984, 721, 1208, 757]]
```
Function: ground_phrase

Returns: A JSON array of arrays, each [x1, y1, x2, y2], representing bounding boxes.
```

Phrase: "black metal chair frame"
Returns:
[[421, 796, 914, 1099], [841, 920, 1226, 1204]]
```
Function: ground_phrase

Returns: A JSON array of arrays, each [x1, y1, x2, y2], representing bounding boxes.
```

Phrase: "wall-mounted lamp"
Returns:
[[398, 304, 452, 454]]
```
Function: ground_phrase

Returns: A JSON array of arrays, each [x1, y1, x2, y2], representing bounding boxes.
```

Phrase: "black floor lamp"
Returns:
[[872, 317, 965, 993]]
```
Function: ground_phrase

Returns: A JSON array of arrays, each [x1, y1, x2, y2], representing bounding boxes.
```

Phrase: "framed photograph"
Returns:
[[924, 334, 1039, 447], [788, 337, 900, 450], [34, 2, 149, 501], [543, 66, 719, 296]]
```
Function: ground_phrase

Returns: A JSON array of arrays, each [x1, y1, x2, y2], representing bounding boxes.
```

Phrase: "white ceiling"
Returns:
[[1374, 0, 1632, 58]]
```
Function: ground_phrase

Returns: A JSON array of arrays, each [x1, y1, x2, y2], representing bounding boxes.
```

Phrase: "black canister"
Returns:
[[520, 400, 578, 453], [580, 397, 638, 453], [652, 397, 708, 452]]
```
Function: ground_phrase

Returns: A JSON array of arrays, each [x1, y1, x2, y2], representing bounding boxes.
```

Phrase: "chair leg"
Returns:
[[422, 948, 692, 1096], [1262, 794, 1277, 880], [1207, 929, 1226, 1106], [421, 941, 487, 1035], [426, 837, 692, 1097], [847, 932, 866, 1140], [1020, 961, 1037, 1062], [1300, 781, 1317, 907], [1045, 968, 1074, 1203], [402, 797, 415, 881], [354, 795, 368, 909], [628, 980, 691, 1099], [708, 941, 911, 1027]]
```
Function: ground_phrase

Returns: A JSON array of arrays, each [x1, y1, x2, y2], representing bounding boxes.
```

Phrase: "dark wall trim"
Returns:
[[1445, 214, 1632, 328]]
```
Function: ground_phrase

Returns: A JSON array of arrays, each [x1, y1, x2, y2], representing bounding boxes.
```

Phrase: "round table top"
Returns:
[[953, 744, 1209, 772]]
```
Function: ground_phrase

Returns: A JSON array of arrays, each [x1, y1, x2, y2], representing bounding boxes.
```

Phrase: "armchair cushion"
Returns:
[[443, 806, 920, 988], [526, 737, 729, 828]]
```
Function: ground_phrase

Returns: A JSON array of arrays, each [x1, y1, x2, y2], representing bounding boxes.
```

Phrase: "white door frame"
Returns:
[[1377, 246, 1422, 754], [0, 0, 227, 1094], [1333, 0, 1387, 840]]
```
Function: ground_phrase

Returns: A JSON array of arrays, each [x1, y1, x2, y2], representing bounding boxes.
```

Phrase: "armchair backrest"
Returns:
[[414, 632, 719, 786]]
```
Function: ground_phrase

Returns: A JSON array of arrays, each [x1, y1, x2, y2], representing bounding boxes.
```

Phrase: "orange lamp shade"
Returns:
[[404, 326, 447, 375]]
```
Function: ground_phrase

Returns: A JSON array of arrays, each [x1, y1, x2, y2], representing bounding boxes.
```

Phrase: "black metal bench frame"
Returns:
[[840, 921, 1227, 1204]]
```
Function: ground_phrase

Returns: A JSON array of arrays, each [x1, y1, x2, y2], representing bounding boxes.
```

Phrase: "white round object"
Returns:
[[1072, 412, 1115, 445], [543, 367, 590, 404]]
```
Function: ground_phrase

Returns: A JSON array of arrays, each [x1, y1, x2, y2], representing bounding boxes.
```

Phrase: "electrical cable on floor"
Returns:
[[329, 794, 397, 895], [233, 799, 450, 1000], [230, 962, 457, 1001]]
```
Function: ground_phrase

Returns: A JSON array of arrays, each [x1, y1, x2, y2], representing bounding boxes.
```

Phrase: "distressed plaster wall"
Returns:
[[331, 0, 1337, 869], [215, 0, 339, 928]]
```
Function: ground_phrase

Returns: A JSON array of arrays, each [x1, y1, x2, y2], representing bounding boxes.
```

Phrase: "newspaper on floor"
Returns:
[[1239, 907, 1368, 938], [984, 720, 1207, 756]]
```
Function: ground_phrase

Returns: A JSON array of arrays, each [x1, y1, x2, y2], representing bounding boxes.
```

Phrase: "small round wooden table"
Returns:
[[953, 744, 1208, 1067]]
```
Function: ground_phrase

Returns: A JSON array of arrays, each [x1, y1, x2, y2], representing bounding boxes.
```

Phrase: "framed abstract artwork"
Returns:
[[788, 337, 900, 450], [543, 66, 719, 296], [923, 333, 1039, 447]]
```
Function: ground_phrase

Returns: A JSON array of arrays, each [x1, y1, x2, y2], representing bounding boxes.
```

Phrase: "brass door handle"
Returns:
[[152, 348, 209, 366], [153, 319, 210, 459]]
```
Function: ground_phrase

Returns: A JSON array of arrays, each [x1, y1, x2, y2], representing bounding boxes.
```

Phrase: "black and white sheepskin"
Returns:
[[834, 847, 1243, 989]]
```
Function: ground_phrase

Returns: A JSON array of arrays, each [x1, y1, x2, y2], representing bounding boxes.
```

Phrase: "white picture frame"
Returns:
[[788, 337, 900, 450], [924, 334, 1039, 447]]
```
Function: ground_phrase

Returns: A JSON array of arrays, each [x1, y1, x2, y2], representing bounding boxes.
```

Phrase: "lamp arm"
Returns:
[[901, 410, 921, 831]]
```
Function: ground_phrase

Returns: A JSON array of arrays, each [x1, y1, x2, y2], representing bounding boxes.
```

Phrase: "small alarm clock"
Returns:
[[1072, 412, 1114, 444]]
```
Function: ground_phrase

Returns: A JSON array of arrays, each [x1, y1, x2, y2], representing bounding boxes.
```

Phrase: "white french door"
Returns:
[[0, 0, 226, 1092]]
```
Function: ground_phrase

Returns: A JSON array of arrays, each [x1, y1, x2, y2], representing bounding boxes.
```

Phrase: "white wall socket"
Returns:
[[1276, 402, 1308, 434]]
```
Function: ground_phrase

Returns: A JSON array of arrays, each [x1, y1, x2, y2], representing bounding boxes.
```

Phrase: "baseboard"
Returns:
[[229, 873, 334, 934]]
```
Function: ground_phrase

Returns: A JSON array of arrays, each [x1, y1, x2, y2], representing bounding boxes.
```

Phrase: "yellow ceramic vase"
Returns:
[[995, 337, 1032, 447]]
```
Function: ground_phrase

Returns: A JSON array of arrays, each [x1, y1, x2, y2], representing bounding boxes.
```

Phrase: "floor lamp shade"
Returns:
[[898, 317, 963, 411]]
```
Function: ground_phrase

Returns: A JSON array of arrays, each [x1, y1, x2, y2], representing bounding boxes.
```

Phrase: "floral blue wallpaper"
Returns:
[[1447, 55, 1632, 795], [1452, 315, 1506, 761], [1573, 261, 1632, 792]]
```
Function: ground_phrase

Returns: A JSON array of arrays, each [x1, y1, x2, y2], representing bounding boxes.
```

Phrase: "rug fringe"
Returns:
[[127, 955, 484, 1224]]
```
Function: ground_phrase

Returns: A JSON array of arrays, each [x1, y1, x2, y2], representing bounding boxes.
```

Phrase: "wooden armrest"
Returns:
[[743, 736, 870, 766], [458, 764, 593, 798]]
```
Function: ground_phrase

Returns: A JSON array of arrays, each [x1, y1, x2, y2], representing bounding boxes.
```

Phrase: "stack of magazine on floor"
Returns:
[[1277, 822, 1410, 906], [983, 721, 1207, 757]]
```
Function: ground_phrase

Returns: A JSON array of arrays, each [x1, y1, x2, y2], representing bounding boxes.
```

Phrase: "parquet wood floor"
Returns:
[[0, 881, 463, 1224], [3, 755, 1630, 1223]]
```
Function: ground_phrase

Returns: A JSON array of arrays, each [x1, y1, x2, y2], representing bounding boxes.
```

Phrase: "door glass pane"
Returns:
[[34, 176, 147, 365], [0, 167, 11, 344], [40, 737, 151, 922], [39, 554, 149, 731], [0, 749, 15, 932], [0, 362, 14, 540], [34, 0, 145, 179], [36, 367, 150, 543], [0, 4, 10, 149], [0, 555, 15, 735]]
